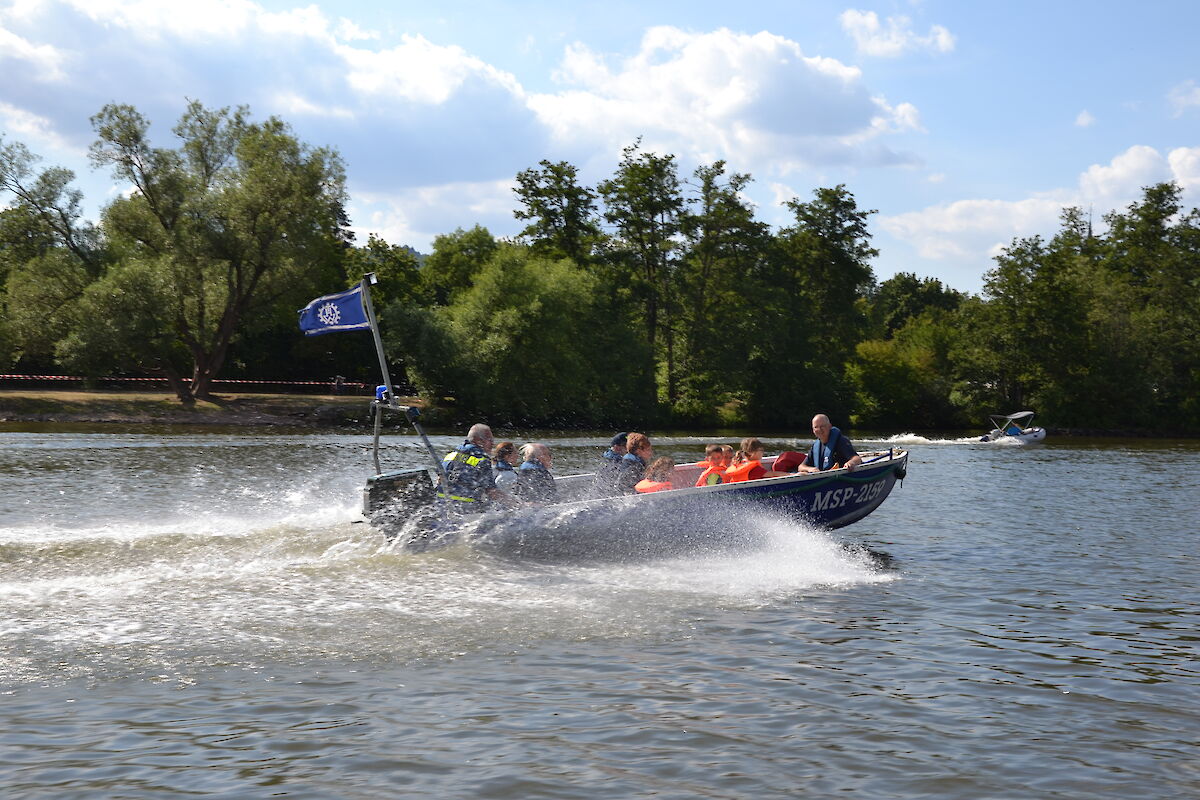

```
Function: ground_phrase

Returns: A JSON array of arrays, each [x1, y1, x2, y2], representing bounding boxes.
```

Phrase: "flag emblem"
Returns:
[[317, 302, 341, 326]]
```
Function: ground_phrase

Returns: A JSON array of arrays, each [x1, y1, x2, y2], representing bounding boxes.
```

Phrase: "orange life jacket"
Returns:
[[635, 479, 673, 493], [694, 465, 727, 487], [723, 459, 765, 483]]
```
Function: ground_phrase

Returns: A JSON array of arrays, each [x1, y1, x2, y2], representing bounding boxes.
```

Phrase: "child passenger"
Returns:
[[721, 445, 734, 469], [694, 444, 728, 486], [723, 437, 790, 483], [635, 457, 676, 493]]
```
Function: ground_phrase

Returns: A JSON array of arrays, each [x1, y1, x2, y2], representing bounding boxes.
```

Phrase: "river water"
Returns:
[[1, 426, 1197, 799]]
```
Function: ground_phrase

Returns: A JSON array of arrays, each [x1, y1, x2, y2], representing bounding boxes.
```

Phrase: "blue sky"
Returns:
[[2, 0, 1198, 293]]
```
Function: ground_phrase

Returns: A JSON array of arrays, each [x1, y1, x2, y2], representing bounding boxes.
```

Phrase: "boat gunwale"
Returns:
[[543, 449, 908, 512]]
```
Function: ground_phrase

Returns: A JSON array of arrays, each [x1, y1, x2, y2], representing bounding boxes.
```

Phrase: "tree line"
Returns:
[[2, 104, 1197, 432]]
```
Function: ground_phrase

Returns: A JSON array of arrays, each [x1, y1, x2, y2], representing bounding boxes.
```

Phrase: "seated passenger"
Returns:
[[724, 437, 789, 483], [514, 442, 557, 504], [492, 441, 520, 491], [615, 432, 654, 495], [438, 422, 518, 510], [635, 457, 676, 493], [1005, 424, 1022, 435], [720, 444, 734, 470], [798, 414, 863, 473], [694, 444, 728, 487], [592, 432, 628, 497]]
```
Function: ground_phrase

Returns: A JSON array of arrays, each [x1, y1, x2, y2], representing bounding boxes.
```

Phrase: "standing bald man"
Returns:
[[798, 414, 863, 473]]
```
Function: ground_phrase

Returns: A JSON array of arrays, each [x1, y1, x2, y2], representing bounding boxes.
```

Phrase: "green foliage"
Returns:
[[343, 234, 424, 308], [672, 162, 770, 423], [87, 101, 347, 400], [513, 160, 603, 264], [598, 141, 686, 402], [386, 244, 653, 425], [4, 248, 94, 363], [4, 115, 1198, 433], [868, 271, 962, 338], [850, 310, 964, 429], [742, 185, 877, 427], [420, 225, 497, 306]]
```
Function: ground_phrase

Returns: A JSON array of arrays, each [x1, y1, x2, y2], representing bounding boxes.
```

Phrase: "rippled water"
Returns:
[[2, 427, 1197, 798]]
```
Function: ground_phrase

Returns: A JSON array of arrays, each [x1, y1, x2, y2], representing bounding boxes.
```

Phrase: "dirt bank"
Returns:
[[0, 390, 405, 427]]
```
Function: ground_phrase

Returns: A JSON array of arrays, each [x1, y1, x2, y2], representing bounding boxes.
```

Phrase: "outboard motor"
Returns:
[[363, 468, 436, 520]]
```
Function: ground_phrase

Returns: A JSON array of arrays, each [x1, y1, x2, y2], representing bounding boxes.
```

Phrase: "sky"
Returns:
[[2, 0, 1198, 294]]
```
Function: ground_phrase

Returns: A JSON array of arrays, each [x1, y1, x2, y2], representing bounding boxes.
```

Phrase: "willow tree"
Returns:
[[70, 101, 348, 402], [0, 138, 104, 368]]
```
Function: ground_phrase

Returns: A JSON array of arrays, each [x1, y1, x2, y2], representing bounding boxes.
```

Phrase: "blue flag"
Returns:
[[298, 284, 371, 336]]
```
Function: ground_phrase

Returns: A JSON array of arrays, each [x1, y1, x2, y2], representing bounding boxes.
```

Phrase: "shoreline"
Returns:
[[0, 389, 385, 428], [1, 390, 1194, 438]]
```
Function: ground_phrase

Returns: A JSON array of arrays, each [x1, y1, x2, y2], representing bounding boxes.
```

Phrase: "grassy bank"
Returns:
[[0, 389, 408, 427]]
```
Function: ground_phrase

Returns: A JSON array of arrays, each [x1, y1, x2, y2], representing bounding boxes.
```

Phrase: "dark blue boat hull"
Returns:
[[370, 451, 908, 560]]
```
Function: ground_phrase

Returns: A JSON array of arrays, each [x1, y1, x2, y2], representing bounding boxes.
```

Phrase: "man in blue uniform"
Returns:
[[439, 423, 516, 509], [592, 432, 628, 497], [799, 413, 863, 473]]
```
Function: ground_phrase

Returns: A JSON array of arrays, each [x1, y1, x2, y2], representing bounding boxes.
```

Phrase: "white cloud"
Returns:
[[271, 92, 355, 120], [0, 0, 545, 200], [1075, 110, 1095, 127], [1077, 145, 1169, 200], [1168, 79, 1200, 117], [63, 0, 258, 40], [0, 21, 67, 81], [1167, 146, 1200, 193], [840, 10, 955, 58], [529, 26, 920, 174], [0, 4, 923, 249], [0, 101, 73, 152], [351, 179, 517, 247], [338, 34, 523, 105], [334, 17, 377, 43], [880, 145, 1188, 266]]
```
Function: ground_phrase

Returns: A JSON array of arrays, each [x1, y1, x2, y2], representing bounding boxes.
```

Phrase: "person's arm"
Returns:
[[838, 439, 862, 471]]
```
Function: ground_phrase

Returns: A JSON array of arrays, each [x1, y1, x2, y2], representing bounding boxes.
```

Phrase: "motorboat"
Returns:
[[295, 274, 909, 559], [362, 449, 909, 558], [979, 411, 1047, 443]]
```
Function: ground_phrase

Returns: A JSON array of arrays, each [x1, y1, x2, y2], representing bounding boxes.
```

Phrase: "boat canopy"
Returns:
[[987, 410, 1036, 429]]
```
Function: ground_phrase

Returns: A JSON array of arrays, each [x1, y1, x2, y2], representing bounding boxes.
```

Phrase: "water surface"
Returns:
[[2, 428, 1197, 798]]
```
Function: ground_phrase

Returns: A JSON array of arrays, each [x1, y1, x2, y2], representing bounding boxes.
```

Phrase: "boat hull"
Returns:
[[366, 450, 908, 559], [980, 427, 1047, 444]]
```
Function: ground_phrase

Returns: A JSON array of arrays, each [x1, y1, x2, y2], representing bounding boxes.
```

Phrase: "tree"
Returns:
[[850, 309, 964, 429], [673, 161, 769, 420], [419, 225, 497, 306], [597, 141, 685, 402], [745, 185, 877, 426], [0, 137, 102, 274], [513, 159, 603, 264], [386, 244, 653, 425], [75, 101, 348, 402], [868, 271, 962, 339], [0, 140, 104, 370]]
